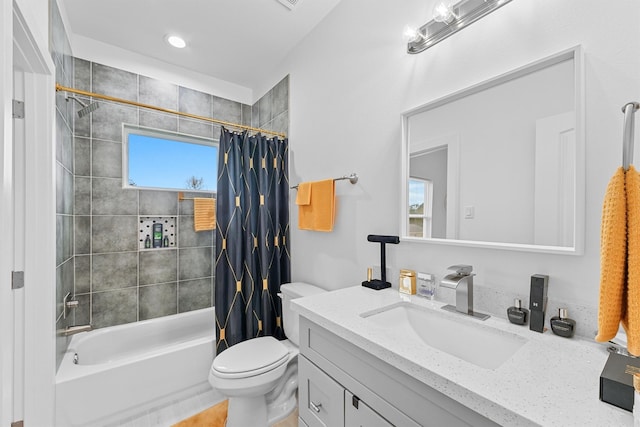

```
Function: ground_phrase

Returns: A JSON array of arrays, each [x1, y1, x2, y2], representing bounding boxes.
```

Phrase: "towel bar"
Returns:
[[622, 101, 640, 170], [291, 173, 358, 190]]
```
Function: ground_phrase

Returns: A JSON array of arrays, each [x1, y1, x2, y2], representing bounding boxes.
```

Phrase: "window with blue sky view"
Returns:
[[125, 127, 218, 192]]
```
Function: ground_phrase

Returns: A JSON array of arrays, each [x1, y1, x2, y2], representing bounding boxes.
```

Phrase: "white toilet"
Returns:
[[208, 282, 325, 427]]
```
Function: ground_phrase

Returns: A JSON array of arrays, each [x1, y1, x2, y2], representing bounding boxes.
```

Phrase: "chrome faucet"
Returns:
[[58, 292, 92, 335], [440, 265, 490, 320], [58, 324, 92, 336]]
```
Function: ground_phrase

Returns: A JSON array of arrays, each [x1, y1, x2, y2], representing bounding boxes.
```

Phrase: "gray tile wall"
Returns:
[[72, 59, 230, 329], [51, 0, 75, 370], [253, 75, 289, 135]]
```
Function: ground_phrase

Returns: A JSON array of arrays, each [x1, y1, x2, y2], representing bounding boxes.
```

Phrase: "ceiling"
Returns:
[[60, 0, 343, 90]]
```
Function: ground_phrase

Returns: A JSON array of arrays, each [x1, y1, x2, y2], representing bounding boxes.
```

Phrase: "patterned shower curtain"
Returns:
[[215, 127, 290, 353]]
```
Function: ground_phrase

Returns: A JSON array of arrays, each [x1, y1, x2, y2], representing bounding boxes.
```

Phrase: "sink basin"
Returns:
[[360, 302, 526, 369]]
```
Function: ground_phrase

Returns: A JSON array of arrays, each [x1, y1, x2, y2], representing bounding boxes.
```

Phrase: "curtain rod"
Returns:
[[55, 83, 287, 139]]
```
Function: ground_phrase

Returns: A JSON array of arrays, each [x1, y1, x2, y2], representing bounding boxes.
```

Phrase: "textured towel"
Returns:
[[298, 179, 335, 232], [194, 198, 216, 231], [624, 166, 640, 355], [296, 182, 311, 205], [596, 167, 627, 344]]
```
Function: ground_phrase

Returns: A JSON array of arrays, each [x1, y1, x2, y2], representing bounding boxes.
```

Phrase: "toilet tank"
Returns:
[[279, 282, 326, 346]]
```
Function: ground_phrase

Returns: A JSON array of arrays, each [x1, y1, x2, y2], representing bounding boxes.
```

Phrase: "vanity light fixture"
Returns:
[[166, 35, 186, 49], [406, 0, 513, 54]]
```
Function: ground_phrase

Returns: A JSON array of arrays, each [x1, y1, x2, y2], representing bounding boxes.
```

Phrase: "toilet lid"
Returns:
[[213, 336, 289, 378]]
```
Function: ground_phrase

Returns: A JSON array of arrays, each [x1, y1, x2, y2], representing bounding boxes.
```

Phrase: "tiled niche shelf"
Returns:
[[139, 216, 177, 250]]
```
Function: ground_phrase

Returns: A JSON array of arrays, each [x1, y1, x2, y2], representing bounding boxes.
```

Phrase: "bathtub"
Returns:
[[56, 307, 217, 427]]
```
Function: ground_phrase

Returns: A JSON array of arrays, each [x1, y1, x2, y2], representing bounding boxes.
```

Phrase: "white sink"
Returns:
[[360, 302, 527, 369]]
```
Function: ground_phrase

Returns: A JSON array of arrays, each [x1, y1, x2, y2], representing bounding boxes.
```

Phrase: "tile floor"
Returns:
[[105, 387, 298, 427]]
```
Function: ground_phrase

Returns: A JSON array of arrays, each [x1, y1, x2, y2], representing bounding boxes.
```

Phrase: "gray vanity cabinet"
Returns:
[[299, 355, 345, 426], [298, 317, 500, 427], [299, 355, 394, 427]]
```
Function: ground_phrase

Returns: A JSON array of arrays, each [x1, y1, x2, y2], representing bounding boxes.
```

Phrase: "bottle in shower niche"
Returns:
[[144, 234, 151, 249], [163, 235, 170, 247], [152, 223, 163, 248], [550, 308, 575, 338]]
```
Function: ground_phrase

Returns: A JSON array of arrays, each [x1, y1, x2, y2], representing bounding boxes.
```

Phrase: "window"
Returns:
[[123, 125, 218, 192], [408, 178, 433, 238]]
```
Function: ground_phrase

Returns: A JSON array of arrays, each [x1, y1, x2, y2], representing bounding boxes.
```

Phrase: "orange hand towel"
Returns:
[[194, 198, 216, 231], [296, 182, 311, 205], [298, 179, 335, 232], [624, 165, 640, 355], [596, 167, 627, 343]]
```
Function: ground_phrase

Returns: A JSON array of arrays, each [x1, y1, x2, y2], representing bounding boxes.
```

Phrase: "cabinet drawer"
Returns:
[[299, 355, 344, 427], [345, 391, 394, 427]]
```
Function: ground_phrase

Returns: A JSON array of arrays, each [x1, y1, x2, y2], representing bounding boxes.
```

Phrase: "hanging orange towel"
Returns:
[[296, 182, 311, 205], [624, 165, 640, 355], [596, 167, 627, 344], [194, 198, 216, 231], [298, 179, 335, 232]]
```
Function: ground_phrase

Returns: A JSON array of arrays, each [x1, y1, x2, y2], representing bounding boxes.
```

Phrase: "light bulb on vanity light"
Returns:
[[402, 25, 423, 43], [432, 1, 455, 23]]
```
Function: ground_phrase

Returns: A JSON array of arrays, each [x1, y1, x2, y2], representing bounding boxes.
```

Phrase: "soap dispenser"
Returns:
[[507, 298, 528, 325], [550, 308, 576, 338]]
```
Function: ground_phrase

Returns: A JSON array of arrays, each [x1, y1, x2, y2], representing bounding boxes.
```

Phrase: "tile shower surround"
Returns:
[[70, 58, 290, 331], [50, 0, 288, 370]]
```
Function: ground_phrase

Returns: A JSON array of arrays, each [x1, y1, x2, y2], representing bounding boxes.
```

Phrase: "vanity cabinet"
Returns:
[[298, 317, 500, 427], [299, 356, 394, 427]]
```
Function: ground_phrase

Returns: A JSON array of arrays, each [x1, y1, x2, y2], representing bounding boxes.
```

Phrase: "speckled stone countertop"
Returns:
[[292, 286, 632, 427]]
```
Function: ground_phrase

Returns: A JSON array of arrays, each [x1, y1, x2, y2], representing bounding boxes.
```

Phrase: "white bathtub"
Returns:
[[56, 307, 217, 427]]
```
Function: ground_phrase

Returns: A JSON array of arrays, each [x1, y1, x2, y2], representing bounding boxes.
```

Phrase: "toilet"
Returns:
[[208, 282, 325, 427]]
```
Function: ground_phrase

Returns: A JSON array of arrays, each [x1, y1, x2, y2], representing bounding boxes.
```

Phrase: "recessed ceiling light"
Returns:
[[167, 35, 186, 49]]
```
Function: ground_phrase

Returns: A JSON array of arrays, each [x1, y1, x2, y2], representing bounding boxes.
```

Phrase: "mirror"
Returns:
[[401, 47, 584, 254]]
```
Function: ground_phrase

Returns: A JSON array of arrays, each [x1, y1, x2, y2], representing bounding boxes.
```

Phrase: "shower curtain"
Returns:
[[215, 127, 290, 353]]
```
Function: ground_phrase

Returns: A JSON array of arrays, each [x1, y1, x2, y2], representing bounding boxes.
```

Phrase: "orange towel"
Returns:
[[624, 165, 640, 355], [298, 179, 335, 232], [296, 182, 311, 205], [596, 167, 627, 343], [194, 198, 216, 231]]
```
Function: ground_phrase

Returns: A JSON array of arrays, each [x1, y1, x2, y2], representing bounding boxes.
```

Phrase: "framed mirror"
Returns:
[[400, 46, 584, 254]]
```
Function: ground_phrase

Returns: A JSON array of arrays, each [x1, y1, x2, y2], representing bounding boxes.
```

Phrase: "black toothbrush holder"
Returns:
[[362, 234, 400, 290]]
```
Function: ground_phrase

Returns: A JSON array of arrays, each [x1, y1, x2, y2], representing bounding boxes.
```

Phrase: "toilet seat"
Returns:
[[212, 336, 289, 379]]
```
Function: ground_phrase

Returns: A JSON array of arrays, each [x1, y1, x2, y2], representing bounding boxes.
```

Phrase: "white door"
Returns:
[[534, 112, 576, 247], [7, 4, 57, 426]]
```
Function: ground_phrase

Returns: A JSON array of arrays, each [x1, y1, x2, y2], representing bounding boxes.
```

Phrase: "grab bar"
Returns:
[[622, 102, 640, 170]]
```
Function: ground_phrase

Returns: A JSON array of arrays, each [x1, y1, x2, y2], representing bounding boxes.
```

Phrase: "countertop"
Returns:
[[292, 285, 632, 427]]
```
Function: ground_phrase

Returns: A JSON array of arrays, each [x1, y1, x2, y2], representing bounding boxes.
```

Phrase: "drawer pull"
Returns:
[[310, 401, 323, 413]]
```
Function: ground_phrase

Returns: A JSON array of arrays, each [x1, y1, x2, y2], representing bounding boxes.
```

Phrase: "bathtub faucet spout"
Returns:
[[59, 324, 92, 336]]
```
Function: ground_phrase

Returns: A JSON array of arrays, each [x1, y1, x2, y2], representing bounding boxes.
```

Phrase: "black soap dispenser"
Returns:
[[507, 298, 529, 325], [550, 308, 576, 338]]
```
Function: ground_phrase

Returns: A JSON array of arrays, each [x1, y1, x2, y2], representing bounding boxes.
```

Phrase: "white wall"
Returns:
[[267, 0, 640, 310]]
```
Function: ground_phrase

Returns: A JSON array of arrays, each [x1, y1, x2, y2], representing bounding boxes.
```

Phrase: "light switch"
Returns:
[[464, 206, 474, 219]]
